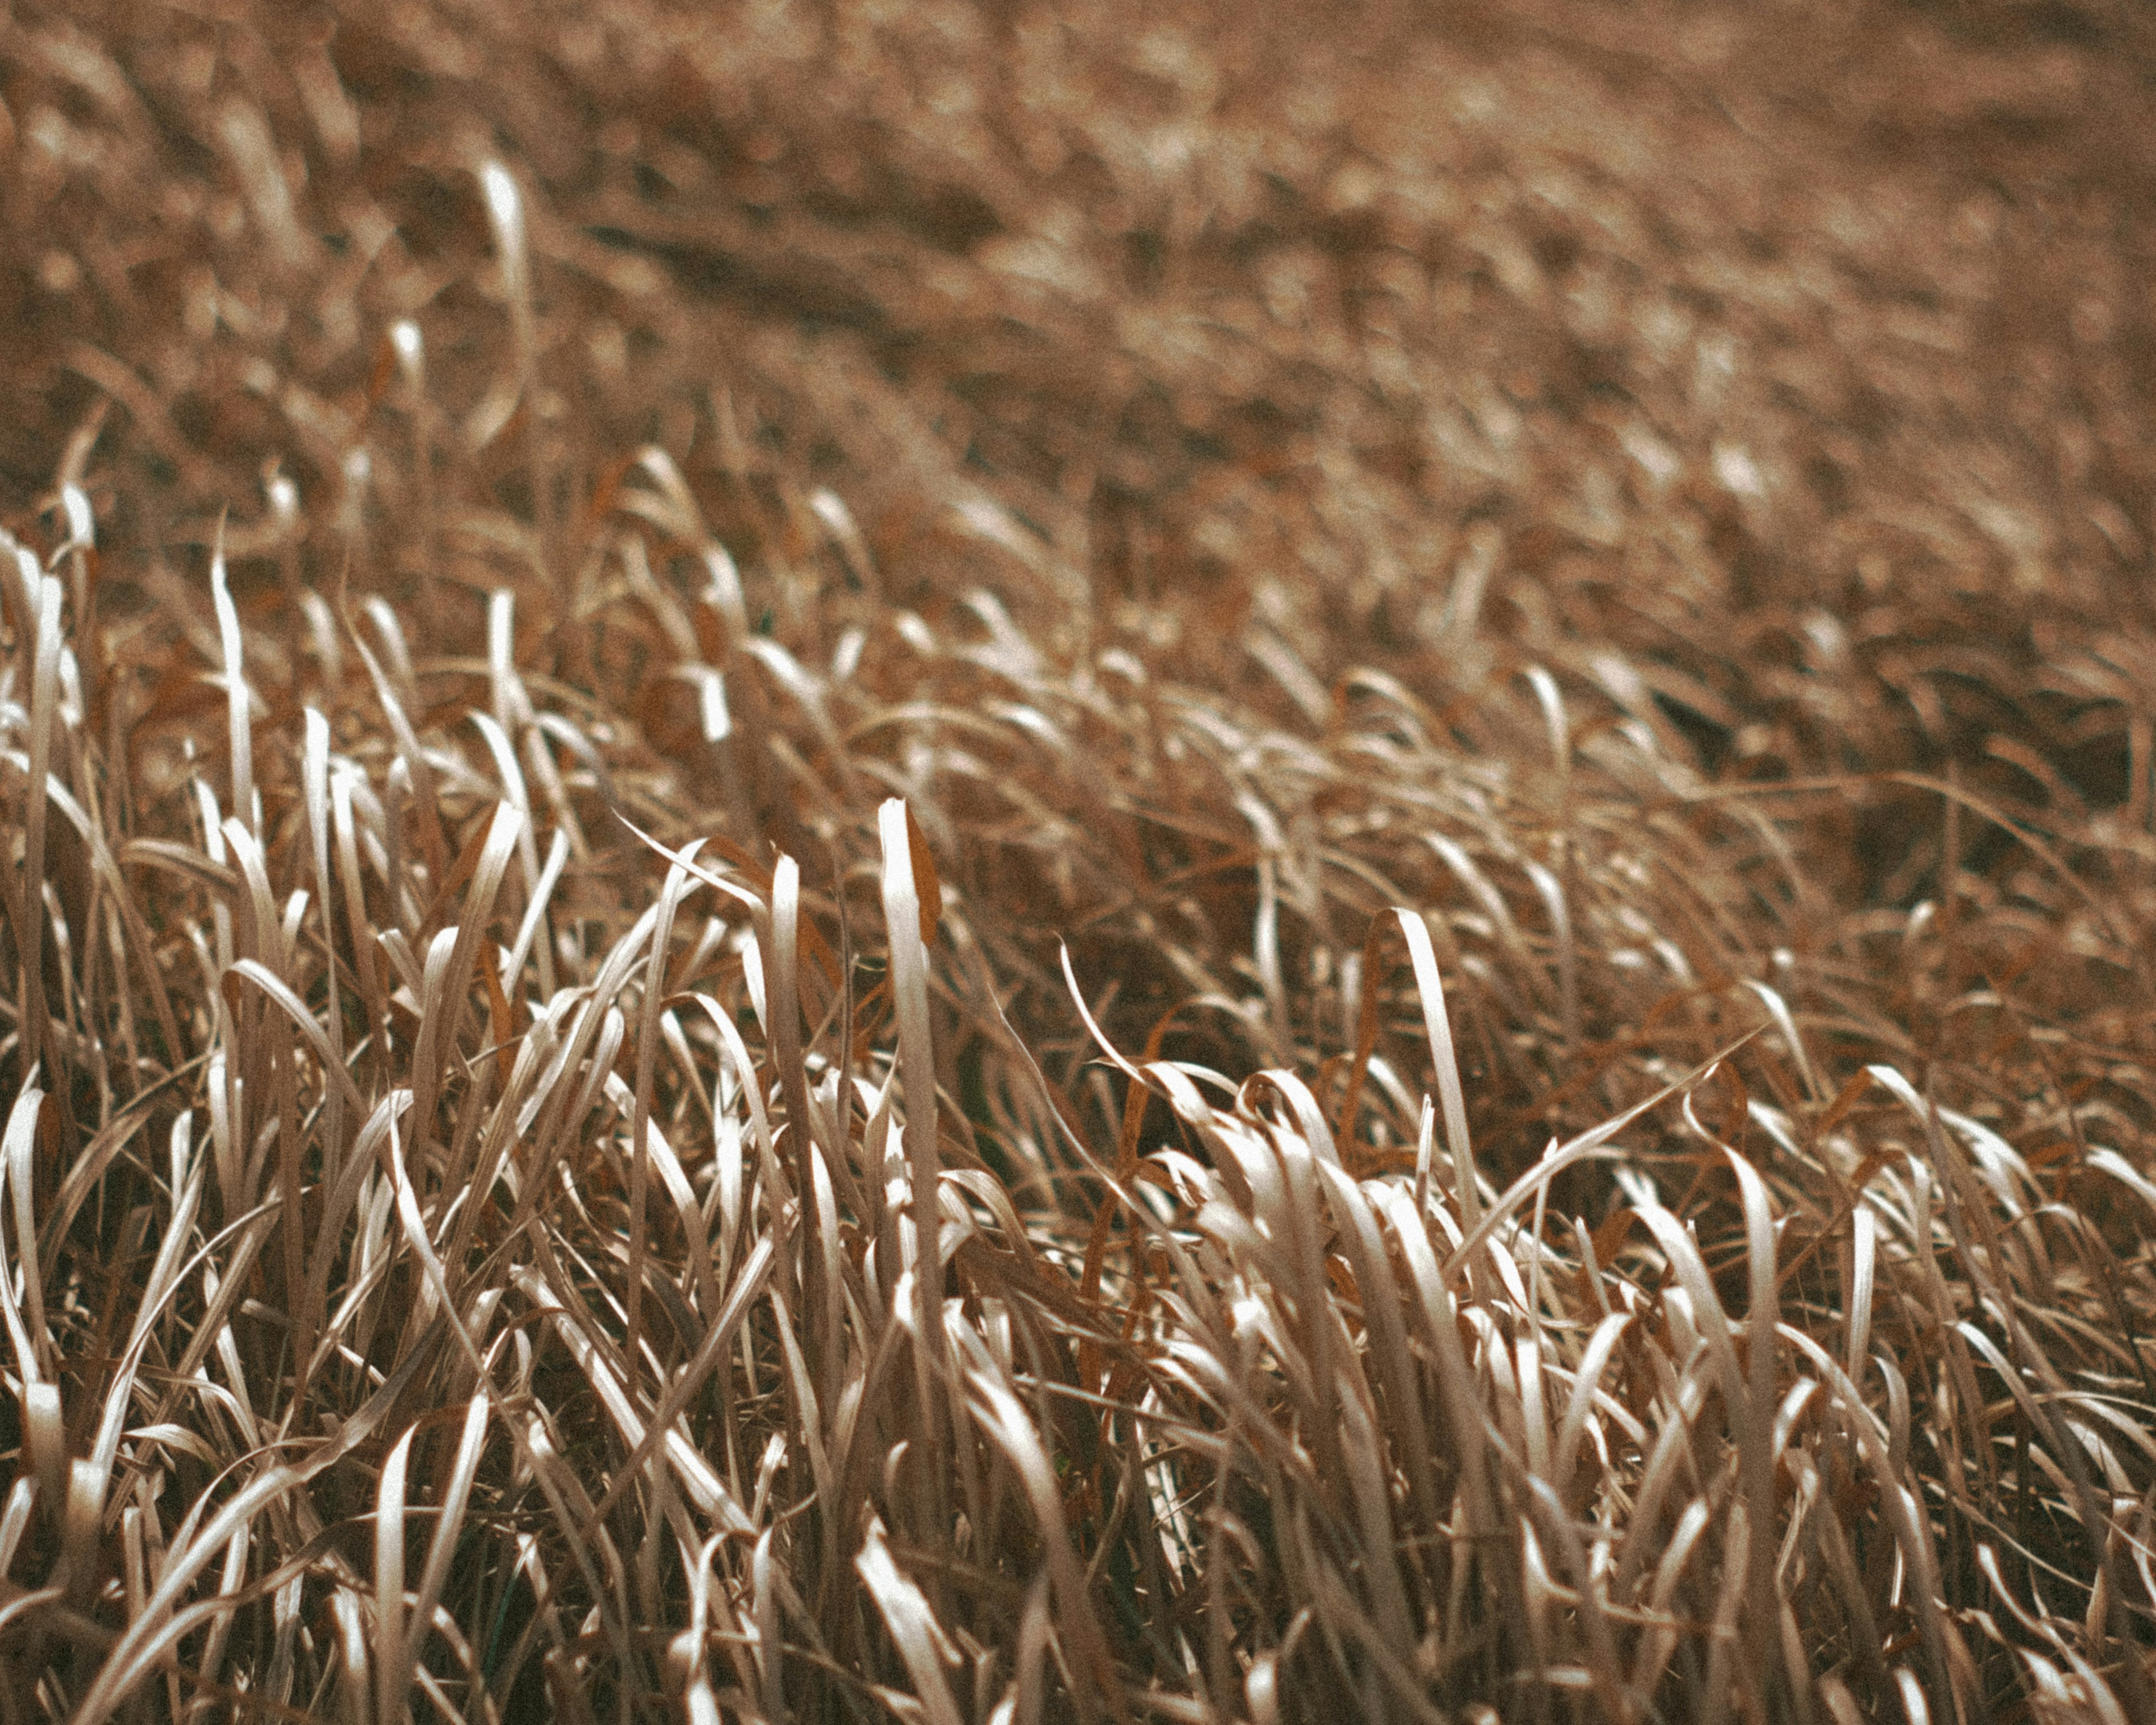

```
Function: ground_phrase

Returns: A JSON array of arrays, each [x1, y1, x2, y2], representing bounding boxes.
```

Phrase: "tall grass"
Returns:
[[2, 1, 2155, 1721]]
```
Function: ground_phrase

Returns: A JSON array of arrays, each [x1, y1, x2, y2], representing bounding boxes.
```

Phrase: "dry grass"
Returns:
[[2, 0, 2156, 1719]]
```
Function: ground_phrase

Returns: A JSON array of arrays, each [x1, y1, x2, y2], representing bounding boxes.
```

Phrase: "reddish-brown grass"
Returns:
[[2, 1, 2154, 1719]]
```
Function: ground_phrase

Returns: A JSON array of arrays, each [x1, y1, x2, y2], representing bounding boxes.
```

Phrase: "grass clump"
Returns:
[[2, 0, 2156, 1720]]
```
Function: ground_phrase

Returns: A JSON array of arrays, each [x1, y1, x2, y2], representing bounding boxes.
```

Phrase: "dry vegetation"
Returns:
[[2, 0, 2156, 1719]]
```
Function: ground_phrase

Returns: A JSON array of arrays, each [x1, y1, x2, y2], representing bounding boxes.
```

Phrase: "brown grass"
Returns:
[[2, 0, 2155, 1719]]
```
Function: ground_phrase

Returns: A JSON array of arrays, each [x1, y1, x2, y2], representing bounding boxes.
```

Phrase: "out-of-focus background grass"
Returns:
[[11, 0, 2156, 981]]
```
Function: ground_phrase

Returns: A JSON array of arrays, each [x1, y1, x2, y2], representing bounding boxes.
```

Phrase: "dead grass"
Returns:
[[2, 0, 2156, 1719]]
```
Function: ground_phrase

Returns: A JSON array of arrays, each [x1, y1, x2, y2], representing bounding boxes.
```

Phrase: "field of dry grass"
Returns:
[[3, 0, 2156, 1719]]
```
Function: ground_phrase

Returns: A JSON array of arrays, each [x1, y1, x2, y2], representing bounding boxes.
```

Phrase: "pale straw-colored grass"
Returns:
[[2, 2, 2154, 1722]]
